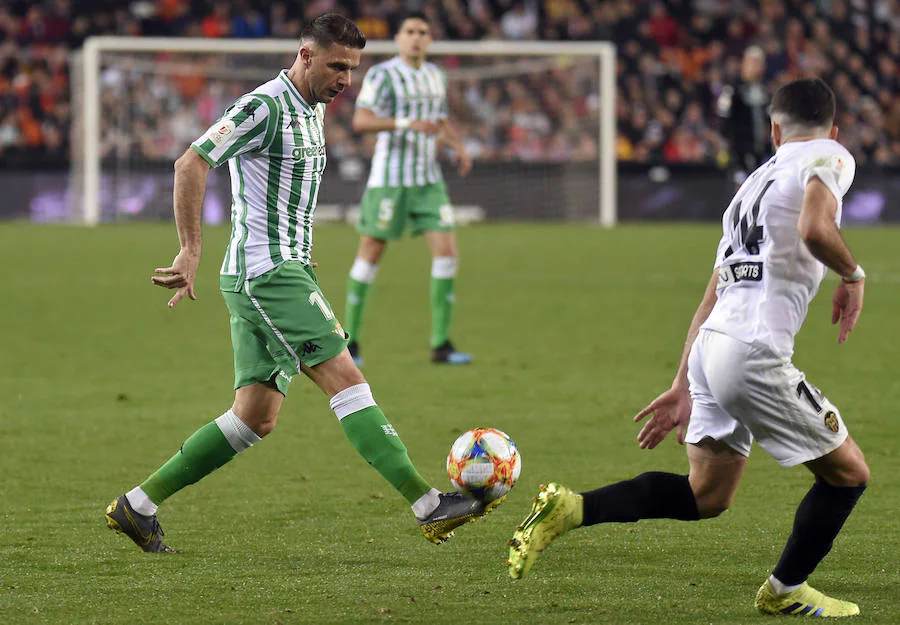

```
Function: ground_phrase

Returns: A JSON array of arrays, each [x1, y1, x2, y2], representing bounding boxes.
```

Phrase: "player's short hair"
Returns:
[[394, 11, 430, 35], [300, 13, 366, 50], [769, 78, 835, 135]]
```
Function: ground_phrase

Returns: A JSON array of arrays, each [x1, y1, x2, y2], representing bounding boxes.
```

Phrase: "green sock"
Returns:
[[345, 277, 372, 343], [430, 277, 455, 348], [340, 405, 431, 504], [140, 421, 238, 504]]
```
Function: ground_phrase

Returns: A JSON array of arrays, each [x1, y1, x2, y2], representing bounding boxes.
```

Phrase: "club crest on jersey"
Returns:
[[824, 410, 840, 433], [207, 120, 236, 147]]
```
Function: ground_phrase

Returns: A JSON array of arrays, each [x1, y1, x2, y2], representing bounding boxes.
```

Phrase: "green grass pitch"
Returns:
[[1, 222, 899, 624]]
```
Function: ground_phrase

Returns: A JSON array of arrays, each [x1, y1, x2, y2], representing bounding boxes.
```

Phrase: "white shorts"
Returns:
[[685, 329, 848, 467]]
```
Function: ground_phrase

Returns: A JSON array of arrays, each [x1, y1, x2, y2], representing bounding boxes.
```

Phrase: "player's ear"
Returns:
[[299, 45, 313, 68], [830, 125, 839, 141], [771, 121, 781, 148]]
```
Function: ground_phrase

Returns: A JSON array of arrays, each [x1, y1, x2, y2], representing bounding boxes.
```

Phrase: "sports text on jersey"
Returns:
[[292, 145, 326, 159], [718, 262, 763, 288]]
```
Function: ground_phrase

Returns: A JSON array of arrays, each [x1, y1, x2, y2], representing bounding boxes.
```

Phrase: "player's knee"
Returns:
[[831, 460, 870, 487], [819, 443, 870, 487], [697, 496, 731, 518], [691, 482, 736, 518], [252, 417, 277, 438]]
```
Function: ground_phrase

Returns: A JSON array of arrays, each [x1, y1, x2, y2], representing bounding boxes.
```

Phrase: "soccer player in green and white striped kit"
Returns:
[[104, 14, 495, 553], [345, 11, 473, 366]]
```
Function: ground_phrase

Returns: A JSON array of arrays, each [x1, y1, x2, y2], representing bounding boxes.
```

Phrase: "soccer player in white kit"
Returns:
[[508, 78, 870, 617]]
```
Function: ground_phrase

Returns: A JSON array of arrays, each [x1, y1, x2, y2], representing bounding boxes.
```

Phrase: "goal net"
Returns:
[[70, 38, 615, 226]]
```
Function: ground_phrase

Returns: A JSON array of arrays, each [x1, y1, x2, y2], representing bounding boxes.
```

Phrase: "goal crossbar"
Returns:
[[79, 37, 616, 226]]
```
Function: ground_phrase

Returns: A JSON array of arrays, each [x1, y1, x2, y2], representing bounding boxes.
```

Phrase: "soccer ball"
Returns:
[[446, 428, 522, 503]]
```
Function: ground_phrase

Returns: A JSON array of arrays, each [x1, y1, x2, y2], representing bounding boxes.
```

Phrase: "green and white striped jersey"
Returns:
[[191, 71, 326, 287], [356, 56, 448, 188]]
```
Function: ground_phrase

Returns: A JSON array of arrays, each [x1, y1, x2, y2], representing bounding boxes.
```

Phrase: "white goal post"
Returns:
[[76, 37, 616, 227]]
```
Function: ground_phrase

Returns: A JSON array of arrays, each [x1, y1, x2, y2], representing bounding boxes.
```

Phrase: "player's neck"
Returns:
[[286, 66, 316, 105], [777, 134, 831, 149], [400, 55, 425, 69]]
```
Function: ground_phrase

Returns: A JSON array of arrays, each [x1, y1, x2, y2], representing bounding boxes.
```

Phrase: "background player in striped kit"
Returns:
[[344, 11, 473, 366], [104, 14, 492, 553]]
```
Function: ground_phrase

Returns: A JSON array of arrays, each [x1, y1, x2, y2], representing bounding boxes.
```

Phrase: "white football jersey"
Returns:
[[702, 139, 856, 358]]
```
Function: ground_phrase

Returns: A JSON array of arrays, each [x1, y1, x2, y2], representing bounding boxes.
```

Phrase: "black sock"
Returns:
[[581, 472, 700, 526], [772, 477, 866, 587]]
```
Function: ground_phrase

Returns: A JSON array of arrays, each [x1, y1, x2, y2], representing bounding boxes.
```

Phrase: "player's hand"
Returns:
[[832, 278, 864, 344], [408, 120, 441, 135], [454, 145, 473, 177], [634, 385, 692, 450], [152, 249, 200, 308]]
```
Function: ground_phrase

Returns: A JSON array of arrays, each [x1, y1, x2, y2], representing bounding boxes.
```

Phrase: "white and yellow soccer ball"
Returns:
[[446, 428, 522, 503]]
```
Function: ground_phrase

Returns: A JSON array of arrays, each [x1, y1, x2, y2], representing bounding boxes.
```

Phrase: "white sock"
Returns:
[[412, 488, 441, 521], [349, 258, 379, 283], [125, 486, 158, 516], [215, 409, 262, 452], [431, 256, 458, 279], [769, 574, 803, 595], [329, 383, 376, 421]]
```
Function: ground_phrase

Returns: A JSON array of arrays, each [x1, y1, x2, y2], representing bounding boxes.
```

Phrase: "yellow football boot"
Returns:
[[755, 580, 860, 617], [507, 482, 583, 579]]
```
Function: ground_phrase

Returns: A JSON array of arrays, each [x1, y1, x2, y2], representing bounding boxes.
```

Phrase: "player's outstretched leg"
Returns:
[[754, 580, 859, 617], [507, 483, 583, 579], [105, 494, 175, 553], [330, 381, 501, 543], [105, 409, 262, 552]]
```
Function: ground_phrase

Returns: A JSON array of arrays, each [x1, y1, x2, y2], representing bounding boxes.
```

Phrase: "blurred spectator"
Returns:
[[355, 1, 389, 40], [201, 5, 232, 38], [499, 2, 538, 41], [716, 46, 770, 181], [0, 0, 897, 169]]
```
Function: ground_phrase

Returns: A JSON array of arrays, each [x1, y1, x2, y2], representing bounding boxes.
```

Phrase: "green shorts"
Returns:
[[220, 262, 349, 395], [357, 182, 454, 240]]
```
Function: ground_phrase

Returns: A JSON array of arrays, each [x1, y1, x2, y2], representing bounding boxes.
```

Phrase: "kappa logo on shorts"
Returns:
[[381, 424, 398, 437], [824, 410, 840, 433], [301, 341, 322, 356]]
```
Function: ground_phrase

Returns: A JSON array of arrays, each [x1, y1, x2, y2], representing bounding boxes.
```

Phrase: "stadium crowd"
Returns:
[[0, 0, 897, 169]]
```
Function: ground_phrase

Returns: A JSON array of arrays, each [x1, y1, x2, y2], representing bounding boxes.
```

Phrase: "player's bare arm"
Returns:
[[151, 147, 210, 308], [352, 107, 440, 135], [634, 269, 719, 449], [798, 177, 864, 343], [438, 119, 472, 176]]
